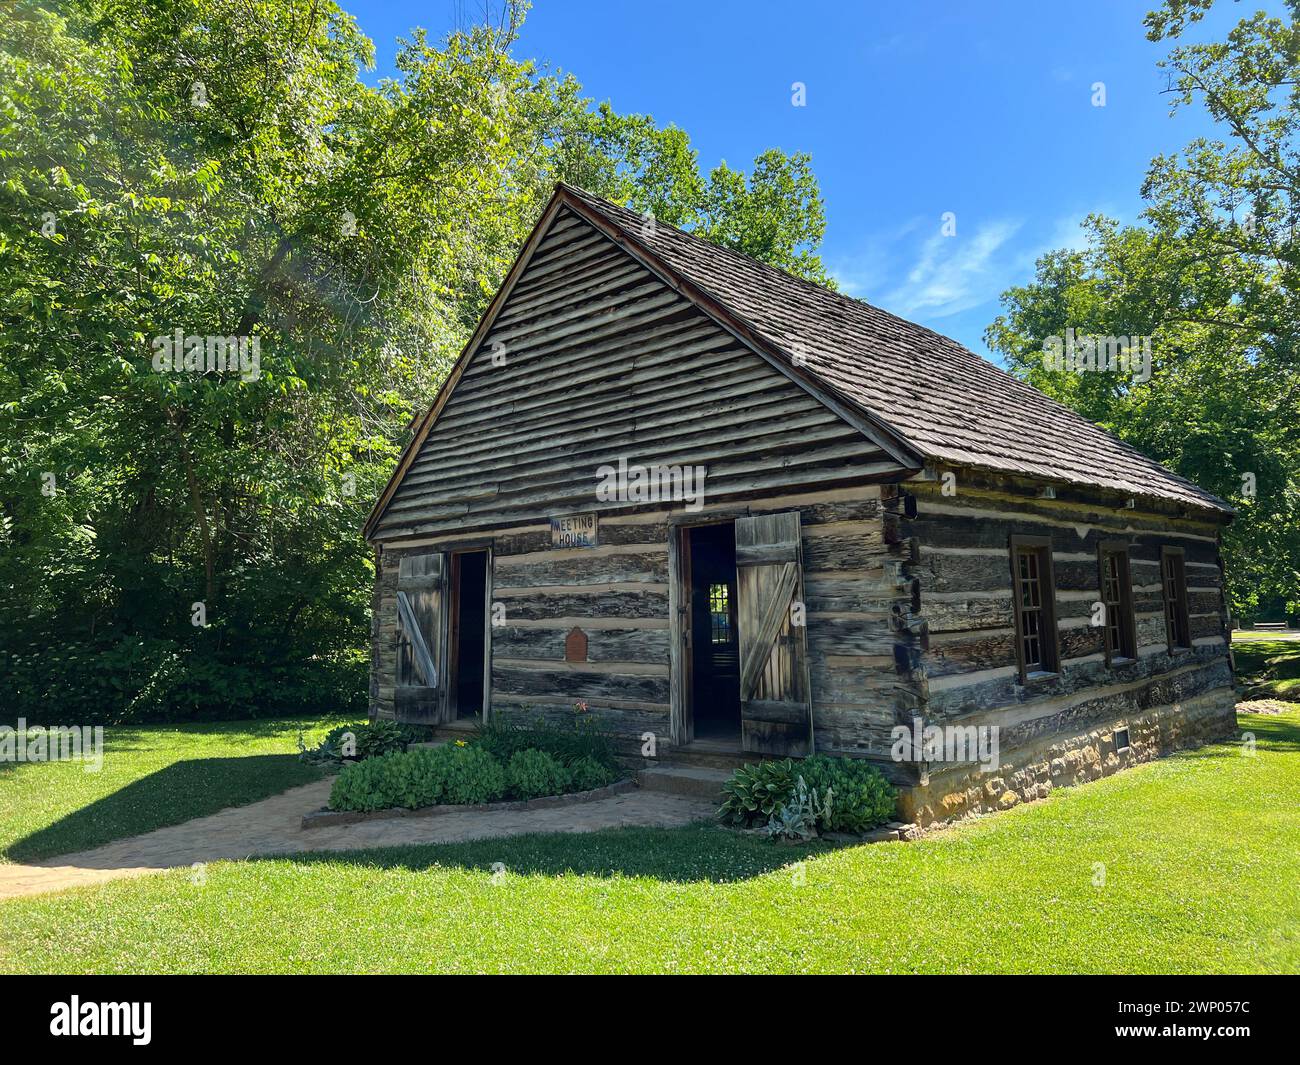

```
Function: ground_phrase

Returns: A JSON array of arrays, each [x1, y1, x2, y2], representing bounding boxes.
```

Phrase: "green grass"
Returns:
[[1232, 631, 1300, 700], [0, 715, 349, 863], [2, 712, 1296, 974]]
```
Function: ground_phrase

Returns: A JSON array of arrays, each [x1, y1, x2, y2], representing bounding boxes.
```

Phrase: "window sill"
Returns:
[[1020, 670, 1059, 686], [1109, 656, 1137, 667]]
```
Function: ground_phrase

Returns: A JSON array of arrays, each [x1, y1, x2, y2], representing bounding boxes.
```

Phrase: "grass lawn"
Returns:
[[0, 715, 348, 863], [1, 711, 1295, 974], [1233, 631, 1300, 702]]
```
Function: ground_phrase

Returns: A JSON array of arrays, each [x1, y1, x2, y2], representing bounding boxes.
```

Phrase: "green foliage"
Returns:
[[326, 736, 601, 812], [760, 779, 824, 842], [328, 744, 505, 812], [568, 755, 616, 793], [720, 756, 896, 835], [472, 715, 619, 772], [0, 0, 835, 724], [1232, 635, 1300, 702], [796, 756, 897, 834], [505, 748, 572, 801], [986, 0, 1300, 623], [299, 719, 430, 764], [717, 759, 797, 826]]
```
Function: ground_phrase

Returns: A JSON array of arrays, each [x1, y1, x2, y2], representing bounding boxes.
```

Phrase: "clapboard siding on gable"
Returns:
[[370, 207, 907, 543]]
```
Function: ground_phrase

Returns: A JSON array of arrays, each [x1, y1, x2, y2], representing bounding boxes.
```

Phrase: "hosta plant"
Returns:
[[717, 758, 797, 825]]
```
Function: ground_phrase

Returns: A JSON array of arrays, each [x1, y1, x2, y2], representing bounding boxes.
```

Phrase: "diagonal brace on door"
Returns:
[[397, 589, 438, 687], [738, 561, 797, 700]]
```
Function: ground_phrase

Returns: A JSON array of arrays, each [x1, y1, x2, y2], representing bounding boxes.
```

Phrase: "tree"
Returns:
[[0, 0, 839, 721], [986, 0, 1300, 622]]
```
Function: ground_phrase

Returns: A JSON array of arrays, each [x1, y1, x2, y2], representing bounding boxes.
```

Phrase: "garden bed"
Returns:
[[302, 777, 636, 829]]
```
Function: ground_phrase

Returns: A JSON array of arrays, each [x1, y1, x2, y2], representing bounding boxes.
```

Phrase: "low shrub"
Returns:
[[472, 714, 619, 773], [568, 755, 616, 793], [718, 755, 897, 836], [717, 759, 797, 826], [506, 749, 572, 800], [300, 720, 430, 764], [760, 777, 826, 842], [796, 755, 897, 833], [328, 744, 505, 811]]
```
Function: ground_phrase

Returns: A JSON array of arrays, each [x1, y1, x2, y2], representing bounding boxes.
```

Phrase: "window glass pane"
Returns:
[[708, 583, 730, 643]]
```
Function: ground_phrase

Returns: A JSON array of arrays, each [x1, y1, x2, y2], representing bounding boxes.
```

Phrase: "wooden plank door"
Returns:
[[396, 552, 450, 722], [735, 512, 813, 755]]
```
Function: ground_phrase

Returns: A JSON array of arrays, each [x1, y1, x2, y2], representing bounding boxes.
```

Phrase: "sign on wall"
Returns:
[[551, 513, 598, 548]]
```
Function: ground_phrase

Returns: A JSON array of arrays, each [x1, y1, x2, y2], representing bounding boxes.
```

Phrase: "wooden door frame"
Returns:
[[669, 515, 743, 747], [448, 545, 493, 723]]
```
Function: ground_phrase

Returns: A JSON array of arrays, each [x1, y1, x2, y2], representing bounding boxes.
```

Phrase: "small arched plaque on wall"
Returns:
[[564, 626, 588, 663]]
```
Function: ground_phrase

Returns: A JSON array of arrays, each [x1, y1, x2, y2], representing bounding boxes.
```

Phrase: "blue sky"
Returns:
[[345, 0, 1253, 362]]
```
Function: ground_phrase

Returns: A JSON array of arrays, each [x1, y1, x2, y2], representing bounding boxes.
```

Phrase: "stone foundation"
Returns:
[[897, 686, 1239, 827]]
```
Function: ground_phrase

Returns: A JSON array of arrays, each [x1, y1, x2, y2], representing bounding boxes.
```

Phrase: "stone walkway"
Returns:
[[0, 780, 716, 901]]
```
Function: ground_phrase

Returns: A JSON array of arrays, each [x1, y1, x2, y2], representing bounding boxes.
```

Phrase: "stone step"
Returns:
[[636, 764, 731, 800], [659, 747, 766, 771]]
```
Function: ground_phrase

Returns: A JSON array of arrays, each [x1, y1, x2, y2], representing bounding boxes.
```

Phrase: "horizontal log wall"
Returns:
[[373, 485, 923, 775], [898, 472, 1234, 761], [490, 521, 672, 734], [486, 485, 921, 763], [797, 488, 917, 770]]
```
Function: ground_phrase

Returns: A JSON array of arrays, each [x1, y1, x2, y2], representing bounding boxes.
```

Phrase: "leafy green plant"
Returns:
[[719, 756, 896, 835], [762, 776, 833, 841], [569, 755, 616, 793], [796, 756, 896, 833], [328, 744, 505, 812], [300, 720, 430, 764], [473, 715, 619, 773], [505, 749, 572, 801], [717, 759, 797, 826]]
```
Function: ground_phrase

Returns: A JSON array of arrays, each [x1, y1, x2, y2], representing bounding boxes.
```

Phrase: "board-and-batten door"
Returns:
[[395, 552, 450, 722], [735, 512, 813, 756]]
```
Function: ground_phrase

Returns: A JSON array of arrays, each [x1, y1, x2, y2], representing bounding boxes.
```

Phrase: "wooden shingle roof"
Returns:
[[561, 184, 1231, 516]]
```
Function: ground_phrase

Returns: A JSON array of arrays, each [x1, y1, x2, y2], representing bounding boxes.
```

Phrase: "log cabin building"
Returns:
[[363, 183, 1237, 826]]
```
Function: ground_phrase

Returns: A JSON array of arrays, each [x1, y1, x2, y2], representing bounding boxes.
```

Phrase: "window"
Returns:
[[1010, 535, 1059, 681], [1098, 542, 1137, 663], [1161, 546, 1191, 651], [1114, 727, 1130, 751], [708, 582, 732, 644]]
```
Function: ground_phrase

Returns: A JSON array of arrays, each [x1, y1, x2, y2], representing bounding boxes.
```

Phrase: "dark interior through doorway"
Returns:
[[452, 550, 487, 719], [687, 522, 741, 740]]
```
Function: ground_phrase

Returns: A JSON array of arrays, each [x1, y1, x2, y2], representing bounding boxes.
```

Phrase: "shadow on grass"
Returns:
[[262, 822, 855, 884], [6, 754, 321, 863], [1228, 711, 1300, 754]]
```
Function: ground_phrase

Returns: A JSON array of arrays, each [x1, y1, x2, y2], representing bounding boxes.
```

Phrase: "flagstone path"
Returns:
[[0, 780, 716, 901]]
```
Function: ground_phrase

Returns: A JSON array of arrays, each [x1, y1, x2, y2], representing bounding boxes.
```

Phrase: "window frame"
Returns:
[[1009, 534, 1061, 683], [1097, 540, 1137, 666], [1161, 545, 1192, 653]]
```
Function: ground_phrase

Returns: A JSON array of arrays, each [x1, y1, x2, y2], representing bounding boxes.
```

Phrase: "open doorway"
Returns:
[[450, 550, 488, 719], [686, 522, 741, 741]]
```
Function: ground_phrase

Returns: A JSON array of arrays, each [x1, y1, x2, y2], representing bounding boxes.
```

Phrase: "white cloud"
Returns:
[[880, 218, 1023, 320], [832, 209, 1108, 325]]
